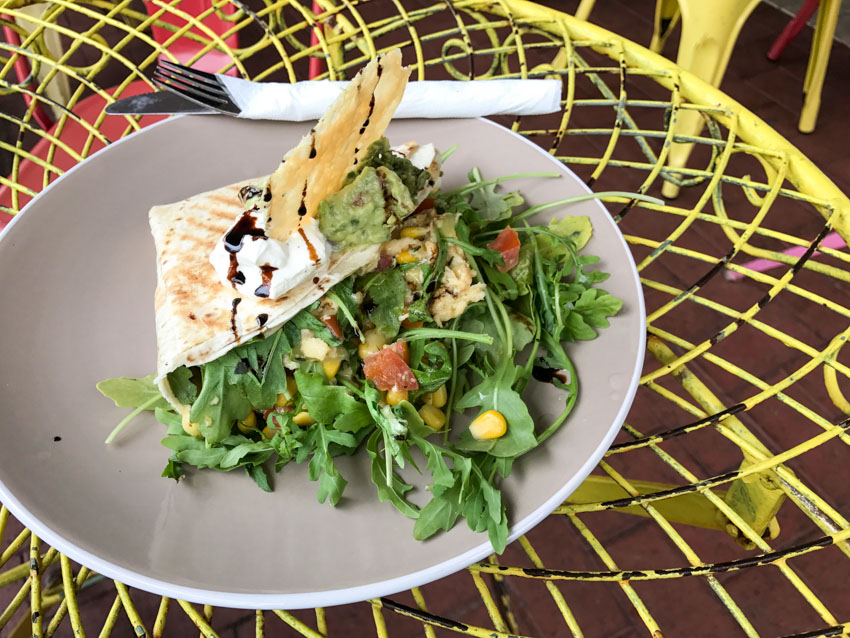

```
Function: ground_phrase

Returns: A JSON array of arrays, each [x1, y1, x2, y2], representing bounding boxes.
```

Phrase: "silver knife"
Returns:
[[106, 91, 216, 115]]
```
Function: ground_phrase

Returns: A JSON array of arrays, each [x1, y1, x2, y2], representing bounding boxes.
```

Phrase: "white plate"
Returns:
[[0, 115, 644, 609]]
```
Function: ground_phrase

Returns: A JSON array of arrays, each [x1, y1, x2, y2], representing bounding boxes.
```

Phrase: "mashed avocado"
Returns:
[[318, 164, 416, 249], [346, 138, 430, 198]]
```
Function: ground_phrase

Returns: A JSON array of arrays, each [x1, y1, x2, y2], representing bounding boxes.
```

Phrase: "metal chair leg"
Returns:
[[574, 0, 596, 22], [650, 0, 680, 54], [660, 0, 761, 199], [799, 0, 842, 133], [767, 0, 820, 61]]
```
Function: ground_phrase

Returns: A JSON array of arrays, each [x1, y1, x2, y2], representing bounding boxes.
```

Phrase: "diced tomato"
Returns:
[[487, 227, 521, 272], [415, 197, 435, 213], [363, 348, 419, 391], [388, 339, 410, 364], [321, 315, 343, 340]]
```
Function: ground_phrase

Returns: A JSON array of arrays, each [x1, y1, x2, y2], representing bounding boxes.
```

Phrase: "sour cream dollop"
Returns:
[[210, 186, 331, 300]]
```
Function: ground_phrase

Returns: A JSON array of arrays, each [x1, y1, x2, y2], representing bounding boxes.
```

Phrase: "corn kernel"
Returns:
[[469, 410, 507, 440], [386, 389, 409, 406], [400, 227, 428, 239], [322, 358, 341, 380], [181, 410, 201, 437], [275, 375, 298, 407], [236, 411, 257, 434], [358, 329, 387, 359], [293, 411, 316, 426], [419, 404, 446, 430], [396, 250, 417, 264], [424, 385, 447, 408], [300, 331, 331, 361]]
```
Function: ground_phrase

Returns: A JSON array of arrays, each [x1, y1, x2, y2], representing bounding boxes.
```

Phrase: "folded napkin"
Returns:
[[216, 77, 562, 120]]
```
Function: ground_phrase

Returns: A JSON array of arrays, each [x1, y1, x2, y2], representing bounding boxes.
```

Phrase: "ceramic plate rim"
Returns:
[[0, 115, 645, 609]]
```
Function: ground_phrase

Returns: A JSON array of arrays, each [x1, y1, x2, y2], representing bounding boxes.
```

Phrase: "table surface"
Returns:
[[2, 1, 850, 636]]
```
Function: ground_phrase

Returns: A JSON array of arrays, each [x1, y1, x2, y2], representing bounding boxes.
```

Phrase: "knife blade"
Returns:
[[105, 91, 217, 115]]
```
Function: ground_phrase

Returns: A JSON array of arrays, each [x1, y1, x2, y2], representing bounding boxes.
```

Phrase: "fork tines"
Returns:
[[153, 60, 240, 114]]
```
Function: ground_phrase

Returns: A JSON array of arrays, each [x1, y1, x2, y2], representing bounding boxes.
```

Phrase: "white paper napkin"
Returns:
[[216, 76, 562, 120]]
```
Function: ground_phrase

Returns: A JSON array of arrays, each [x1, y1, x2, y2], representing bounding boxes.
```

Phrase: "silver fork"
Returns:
[[152, 60, 241, 115]]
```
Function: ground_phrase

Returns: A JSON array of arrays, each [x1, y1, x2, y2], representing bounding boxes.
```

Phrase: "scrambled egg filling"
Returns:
[[430, 244, 486, 325], [378, 210, 486, 326]]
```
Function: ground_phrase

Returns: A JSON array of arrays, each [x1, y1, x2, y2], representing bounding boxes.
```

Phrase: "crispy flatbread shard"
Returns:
[[264, 48, 410, 242], [150, 181, 379, 383]]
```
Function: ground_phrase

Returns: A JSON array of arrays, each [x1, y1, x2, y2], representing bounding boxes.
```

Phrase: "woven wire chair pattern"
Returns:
[[2, 0, 850, 636]]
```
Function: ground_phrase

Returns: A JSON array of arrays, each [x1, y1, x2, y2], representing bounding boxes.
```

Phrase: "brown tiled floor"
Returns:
[[3, 0, 850, 636]]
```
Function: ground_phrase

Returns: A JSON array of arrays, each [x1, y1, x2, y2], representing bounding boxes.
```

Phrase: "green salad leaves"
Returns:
[[99, 166, 625, 553]]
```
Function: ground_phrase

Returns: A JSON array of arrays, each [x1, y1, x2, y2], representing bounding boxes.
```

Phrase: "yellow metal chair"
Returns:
[[798, 0, 843, 132], [650, 0, 761, 198], [645, 0, 844, 197]]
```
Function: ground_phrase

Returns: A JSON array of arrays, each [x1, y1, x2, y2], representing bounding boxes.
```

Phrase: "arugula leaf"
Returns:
[[409, 341, 452, 394], [406, 298, 433, 324], [326, 278, 363, 341], [294, 371, 372, 431], [155, 407, 184, 435], [422, 231, 448, 299], [460, 460, 509, 552], [300, 423, 355, 505], [467, 168, 524, 222], [366, 430, 420, 518], [574, 288, 623, 329], [190, 360, 252, 445], [166, 367, 198, 405], [226, 331, 290, 410], [479, 262, 519, 300], [460, 309, 534, 367], [288, 307, 341, 346], [511, 243, 534, 296], [247, 464, 272, 492], [413, 481, 462, 540], [537, 215, 592, 258], [364, 268, 406, 339], [455, 368, 538, 457], [161, 457, 183, 481], [562, 289, 623, 342], [97, 375, 169, 409]]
